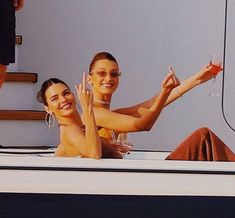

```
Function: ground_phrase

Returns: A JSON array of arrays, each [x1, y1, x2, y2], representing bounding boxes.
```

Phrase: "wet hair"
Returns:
[[89, 52, 119, 73], [37, 78, 70, 106]]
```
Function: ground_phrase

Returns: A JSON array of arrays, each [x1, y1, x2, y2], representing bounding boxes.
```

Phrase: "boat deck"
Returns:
[[0, 148, 235, 217], [0, 148, 234, 196]]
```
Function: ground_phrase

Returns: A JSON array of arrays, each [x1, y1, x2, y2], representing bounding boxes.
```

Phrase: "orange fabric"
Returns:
[[98, 128, 113, 140], [98, 128, 123, 159], [166, 127, 235, 161], [98, 128, 121, 140]]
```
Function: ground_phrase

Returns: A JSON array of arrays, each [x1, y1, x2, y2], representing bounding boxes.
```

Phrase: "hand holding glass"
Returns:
[[117, 133, 133, 158], [208, 55, 222, 97]]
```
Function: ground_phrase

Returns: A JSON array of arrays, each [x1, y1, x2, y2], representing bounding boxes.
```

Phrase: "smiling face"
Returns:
[[88, 59, 120, 96], [44, 83, 76, 118]]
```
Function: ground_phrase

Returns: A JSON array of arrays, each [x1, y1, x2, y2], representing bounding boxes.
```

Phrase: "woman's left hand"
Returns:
[[161, 66, 181, 93]]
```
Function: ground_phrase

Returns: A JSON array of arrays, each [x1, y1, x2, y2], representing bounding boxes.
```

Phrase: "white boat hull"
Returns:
[[0, 149, 234, 217]]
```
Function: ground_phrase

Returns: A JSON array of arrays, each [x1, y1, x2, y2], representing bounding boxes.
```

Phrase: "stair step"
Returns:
[[15, 35, 22, 45], [0, 110, 46, 120], [6, 72, 37, 83]]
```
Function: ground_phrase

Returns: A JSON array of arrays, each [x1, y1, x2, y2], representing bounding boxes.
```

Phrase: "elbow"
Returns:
[[91, 153, 102, 159], [134, 118, 155, 132], [145, 126, 152, 131], [142, 126, 152, 132], [89, 150, 102, 159], [136, 124, 153, 132]]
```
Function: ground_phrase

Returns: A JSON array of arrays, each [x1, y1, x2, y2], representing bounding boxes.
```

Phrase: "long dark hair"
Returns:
[[37, 78, 69, 106], [89, 52, 119, 73]]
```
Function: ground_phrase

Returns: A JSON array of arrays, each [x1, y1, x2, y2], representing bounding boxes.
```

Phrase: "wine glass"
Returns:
[[117, 133, 133, 158], [208, 54, 222, 97]]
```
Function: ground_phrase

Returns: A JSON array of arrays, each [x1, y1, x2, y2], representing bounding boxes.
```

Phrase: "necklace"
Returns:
[[94, 98, 110, 105]]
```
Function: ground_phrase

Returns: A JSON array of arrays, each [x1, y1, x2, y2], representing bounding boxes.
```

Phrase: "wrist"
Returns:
[[160, 87, 172, 97], [175, 87, 183, 98], [157, 89, 172, 103], [192, 73, 202, 86]]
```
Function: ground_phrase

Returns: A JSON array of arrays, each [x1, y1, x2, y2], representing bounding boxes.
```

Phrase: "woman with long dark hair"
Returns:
[[37, 74, 102, 158]]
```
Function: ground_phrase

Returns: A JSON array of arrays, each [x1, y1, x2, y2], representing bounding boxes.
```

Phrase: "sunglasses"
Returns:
[[91, 70, 121, 78]]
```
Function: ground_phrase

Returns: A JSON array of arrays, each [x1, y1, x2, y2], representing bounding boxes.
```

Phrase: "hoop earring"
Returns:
[[45, 112, 56, 129]]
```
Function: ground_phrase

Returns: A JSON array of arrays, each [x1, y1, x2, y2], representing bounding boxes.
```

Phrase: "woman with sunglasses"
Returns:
[[86, 52, 235, 161]]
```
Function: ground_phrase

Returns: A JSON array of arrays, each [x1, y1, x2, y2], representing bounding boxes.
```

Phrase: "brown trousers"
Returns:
[[166, 127, 235, 161]]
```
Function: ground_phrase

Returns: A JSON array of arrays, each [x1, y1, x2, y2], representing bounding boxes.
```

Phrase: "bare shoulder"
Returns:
[[60, 125, 84, 135], [93, 106, 114, 119], [93, 106, 110, 113], [60, 126, 84, 148]]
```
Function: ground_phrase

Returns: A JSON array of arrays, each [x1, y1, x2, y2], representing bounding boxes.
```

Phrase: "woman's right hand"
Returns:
[[75, 73, 102, 159], [161, 66, 180, 93], [100, 138, 123, 159], [110, 140, 132, 154], [75, 72, 94, 116]]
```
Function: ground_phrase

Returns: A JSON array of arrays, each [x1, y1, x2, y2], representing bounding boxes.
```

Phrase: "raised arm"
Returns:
[[58, 73, 102, 158], [94, 69, 180, 132], [165, 63, 222, 105], [75, 73, 102, 158], [114, 63, 222, 115]]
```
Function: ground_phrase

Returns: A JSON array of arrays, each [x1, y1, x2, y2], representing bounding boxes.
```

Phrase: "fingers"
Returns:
[[74, 84, 82, 96], [209, 55, 223, 71], [76, 73, 94, 112], [162, 72, 172, 87], [14, 0, 24, 11], [162, 66, 180, 87], [162, 66, 174, 86], [75, 72, 88, 94], [89, 90, 93, 102], [110, 142, 131, 153], [206, 63, 212, 69], [118, 143, 133, 153], [82, 72, 86, 93], [203, 61, 223, 78], [212, 62, 223, 71], [169, 66, 175, 76], [169, 66, 180, 85], [173, 75, 180, 86]]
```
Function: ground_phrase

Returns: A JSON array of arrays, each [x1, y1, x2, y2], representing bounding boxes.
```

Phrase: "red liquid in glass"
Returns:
[[211, 64, 222, 76]]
